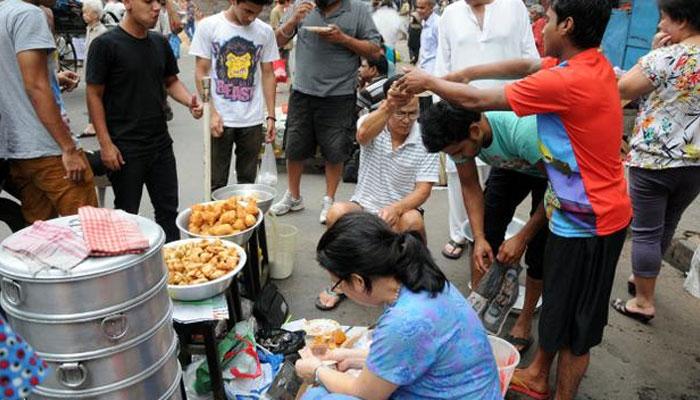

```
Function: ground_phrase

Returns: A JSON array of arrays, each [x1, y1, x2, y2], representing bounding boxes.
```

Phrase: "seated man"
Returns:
[[356, 55, 389, 115], [317, 76, 439, 310], [421, 101, 548, 354]]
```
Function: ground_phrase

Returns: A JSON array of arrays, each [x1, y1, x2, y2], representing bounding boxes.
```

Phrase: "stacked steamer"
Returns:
[[0, 216, 181, 400]]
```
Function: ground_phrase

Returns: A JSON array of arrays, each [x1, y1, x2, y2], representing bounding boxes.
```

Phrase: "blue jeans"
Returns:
[[301, 386, 361, 400]]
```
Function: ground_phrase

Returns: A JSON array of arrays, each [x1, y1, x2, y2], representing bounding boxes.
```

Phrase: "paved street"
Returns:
[[1, 52, 699, 400]]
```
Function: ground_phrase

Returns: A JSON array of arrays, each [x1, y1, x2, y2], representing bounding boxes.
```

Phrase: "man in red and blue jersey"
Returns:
[[395, 0, 632, 398]]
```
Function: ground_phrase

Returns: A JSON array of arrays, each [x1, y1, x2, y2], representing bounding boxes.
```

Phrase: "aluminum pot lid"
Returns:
[[0, 214, 164, 281]]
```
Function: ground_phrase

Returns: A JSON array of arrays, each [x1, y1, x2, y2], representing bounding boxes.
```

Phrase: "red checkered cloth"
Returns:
[[2, 220, 89, 273], [78, 207, 149, 256]]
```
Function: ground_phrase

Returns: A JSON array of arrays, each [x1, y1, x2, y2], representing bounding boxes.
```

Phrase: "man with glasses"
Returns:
[[315, 76, 439, 310]]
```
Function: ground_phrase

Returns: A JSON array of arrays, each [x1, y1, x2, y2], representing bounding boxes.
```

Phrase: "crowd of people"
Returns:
[[1, 0, 699, 398]]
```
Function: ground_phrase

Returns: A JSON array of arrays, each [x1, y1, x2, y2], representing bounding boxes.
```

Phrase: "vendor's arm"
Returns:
[[443, 58, 542, 84], [456, 159, 494, 272], [497, 199, 546, 265]]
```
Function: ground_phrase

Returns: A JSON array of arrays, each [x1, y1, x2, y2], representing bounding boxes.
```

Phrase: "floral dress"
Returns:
[[627, 43, 700, 169], [0, 317, 48, 400]]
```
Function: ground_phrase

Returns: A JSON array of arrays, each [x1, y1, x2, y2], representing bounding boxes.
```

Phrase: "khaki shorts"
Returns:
[[10, 154, 98, 222]]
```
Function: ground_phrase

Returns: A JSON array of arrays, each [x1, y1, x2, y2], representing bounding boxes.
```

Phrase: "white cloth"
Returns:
[[351, 115, 439, 214], [190, 13, 279, 128], [103, 2, 125, 23], [447, 170, 468, 243], [372, 6, 405, 48]]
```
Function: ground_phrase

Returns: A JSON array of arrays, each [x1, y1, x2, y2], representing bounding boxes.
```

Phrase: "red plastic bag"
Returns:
[[273, 59, 287, 83]]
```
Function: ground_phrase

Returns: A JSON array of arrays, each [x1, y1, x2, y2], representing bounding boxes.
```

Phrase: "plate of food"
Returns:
[[303, 26, 333, 33], [164, 238, 247, 301], [176, 195, 263, 245], [304, 318, 341, 337]]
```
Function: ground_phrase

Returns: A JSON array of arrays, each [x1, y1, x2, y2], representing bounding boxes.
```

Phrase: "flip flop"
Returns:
[[315, 288, 346, 311], [611, 298, 654, 324], [441, 239, 466, 260], [508, 375, 550, 400], [504, 334, 533, 354]]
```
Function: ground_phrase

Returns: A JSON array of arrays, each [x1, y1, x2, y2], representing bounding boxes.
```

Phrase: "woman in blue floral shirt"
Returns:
[[296, 212, 502, 400], [613, 0, 700, 323]]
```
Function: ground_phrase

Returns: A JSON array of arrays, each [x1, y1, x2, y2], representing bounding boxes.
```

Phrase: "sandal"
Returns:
[[611, 298, 654, 324], [508, 375, 550, 400], [504, 334, 533, 354], [441, 239, 466, 260], [315, 288, 346, 311]]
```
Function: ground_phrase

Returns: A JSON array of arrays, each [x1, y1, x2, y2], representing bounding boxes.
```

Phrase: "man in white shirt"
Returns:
[[416, 0, 438, 75], [434, 0, 539, 353], [190, 0, 278, 190], [317, 77, 439, 310], [372, 0, 405, 48]]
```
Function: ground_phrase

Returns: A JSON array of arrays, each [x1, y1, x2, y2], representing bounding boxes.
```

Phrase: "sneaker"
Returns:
[[482, 265, 522, 335], [271, 191, 305, 216], [319, 196, 333, 225]]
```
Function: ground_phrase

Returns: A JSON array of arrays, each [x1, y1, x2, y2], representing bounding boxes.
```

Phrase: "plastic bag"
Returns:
[[684, 246, 700, 298], [194, 319, 261, 394], [256, 143, 278, 187], [273, 59, 288, 83]]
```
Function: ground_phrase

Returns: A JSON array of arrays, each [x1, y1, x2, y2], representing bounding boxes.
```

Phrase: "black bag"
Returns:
[[253, 283, 290, 332]]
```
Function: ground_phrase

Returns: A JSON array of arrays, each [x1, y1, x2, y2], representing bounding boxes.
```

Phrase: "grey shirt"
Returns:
[[288, 0, 381, 97], [0, 0, 62, 159]]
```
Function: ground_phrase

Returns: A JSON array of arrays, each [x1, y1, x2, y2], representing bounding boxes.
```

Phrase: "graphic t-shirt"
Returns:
[[86, 27, 179, 155], [479, 111, 543, 177], [190, 13, 279, 128], [505, 50, 632, 238], [366, 285, 502, 400]]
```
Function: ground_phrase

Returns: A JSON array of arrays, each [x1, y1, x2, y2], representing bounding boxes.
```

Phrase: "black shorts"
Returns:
[[538, 227, 627, 355], [483, 167, 549, 280], [284, 90, 356, 164]]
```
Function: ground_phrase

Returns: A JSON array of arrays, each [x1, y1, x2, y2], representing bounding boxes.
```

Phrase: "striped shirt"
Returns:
[[357, 76, 388, 113], [351, 116, 440, 213]]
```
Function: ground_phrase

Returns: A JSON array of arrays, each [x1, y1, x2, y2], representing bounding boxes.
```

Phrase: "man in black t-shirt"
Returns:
[[86, 0, 203, 242]]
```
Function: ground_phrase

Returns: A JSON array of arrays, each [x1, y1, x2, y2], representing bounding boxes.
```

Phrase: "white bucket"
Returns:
[[270, 223, 298, 280], [488, 335, 521, 396]]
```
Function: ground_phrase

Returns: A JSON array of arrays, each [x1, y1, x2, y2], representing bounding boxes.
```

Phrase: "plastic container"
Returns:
[[269, 223, 298, 280], [488, 335, 521, 396]]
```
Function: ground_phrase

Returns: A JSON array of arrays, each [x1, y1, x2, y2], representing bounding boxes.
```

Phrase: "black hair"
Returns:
[[657, 0, 700, 32], [316, 212, 448, 296], [551, 0, 613, 49], [420, 100, 481, 153], [238, 0, 274, 6], [382, 73, 403, 97], [367, 55, 389, 77]]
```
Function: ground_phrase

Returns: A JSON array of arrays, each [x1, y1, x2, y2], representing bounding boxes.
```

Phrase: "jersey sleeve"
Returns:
[[85, 36, 110, 85], [188, 17, 211, 59], [638, 46, 675, 88], [504, 67, 570, 116], [261, 25, 280, 63], [12, 8, 55, 53]]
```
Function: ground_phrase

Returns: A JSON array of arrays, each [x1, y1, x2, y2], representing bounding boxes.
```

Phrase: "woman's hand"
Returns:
[[652, 32, 672, 49], [295, 357, 323, 382]]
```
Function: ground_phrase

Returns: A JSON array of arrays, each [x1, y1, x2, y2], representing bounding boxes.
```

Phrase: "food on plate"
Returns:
[[303, 26, 332, 33], [304, 318, 341, 337], [165, 239, 240, 286], [310, 329, 347, 356], [188, 196, 259, 236]]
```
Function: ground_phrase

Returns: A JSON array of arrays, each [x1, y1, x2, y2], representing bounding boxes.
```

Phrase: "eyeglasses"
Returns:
[[330, 278, 344, 291], [393, 111, 420, 121]]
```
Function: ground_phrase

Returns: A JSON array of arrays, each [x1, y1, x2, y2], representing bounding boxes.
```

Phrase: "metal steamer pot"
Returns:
[[0, 215, 181, 399], [29, 336, 182, 399], [39, 305, 174, 390], [1, 274, 172, 355], [0, 216, 167, 315]]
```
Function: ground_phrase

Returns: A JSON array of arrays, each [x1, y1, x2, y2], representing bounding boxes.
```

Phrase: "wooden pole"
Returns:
[[201, 76, 211, 201]]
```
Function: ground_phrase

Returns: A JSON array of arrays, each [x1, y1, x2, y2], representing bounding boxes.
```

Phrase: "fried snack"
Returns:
[[309, 329, 348, 356], [187, 195, 260, 237], [164, 239, 241, 286]]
